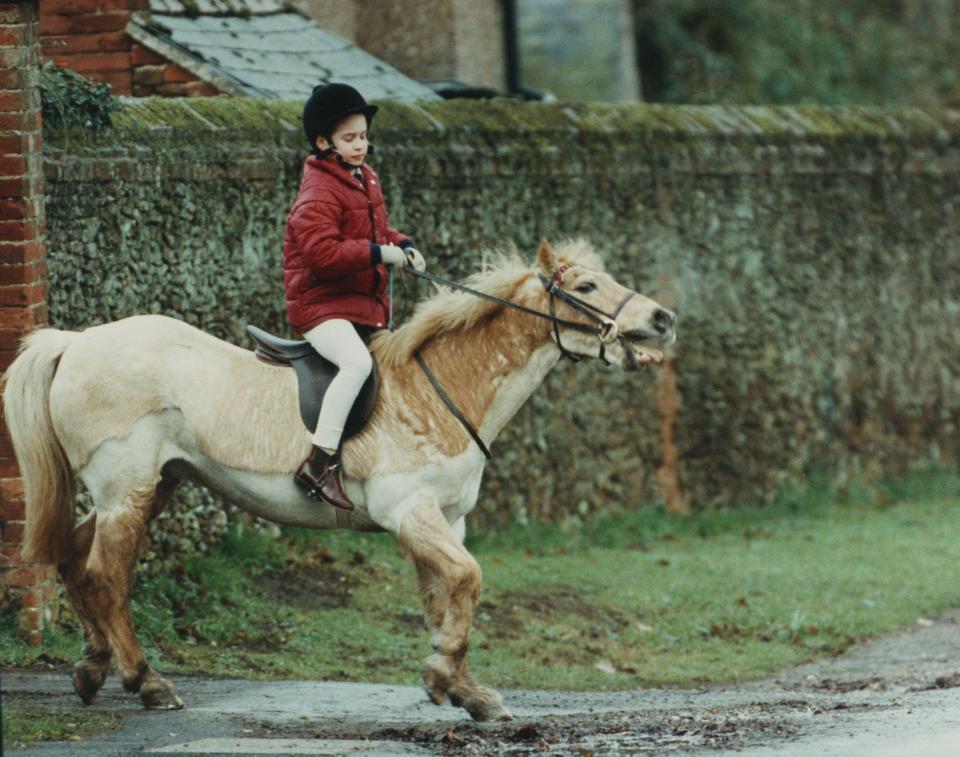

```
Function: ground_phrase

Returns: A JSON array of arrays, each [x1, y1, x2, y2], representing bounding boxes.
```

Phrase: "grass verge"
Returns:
[[2, 705, 120, 744], [3, 470, 960, 695]]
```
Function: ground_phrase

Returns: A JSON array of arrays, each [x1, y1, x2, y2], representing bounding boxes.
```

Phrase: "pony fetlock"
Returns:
[[422, 652, 456, 705], [72, 651, 111, 705]]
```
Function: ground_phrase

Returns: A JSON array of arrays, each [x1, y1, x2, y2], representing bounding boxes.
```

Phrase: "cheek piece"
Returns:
[[544, 266, 634, 363]]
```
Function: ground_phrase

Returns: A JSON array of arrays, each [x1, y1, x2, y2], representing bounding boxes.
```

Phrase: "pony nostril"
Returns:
[[653, 308, 675, 333]]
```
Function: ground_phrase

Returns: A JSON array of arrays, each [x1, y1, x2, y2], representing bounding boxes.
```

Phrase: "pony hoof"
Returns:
[[72, 662, 107, 705], [141, 691, 184, 710], [466, 700, 512, 722], [452, 686, 511, 721], [139, 678, 184, 710]]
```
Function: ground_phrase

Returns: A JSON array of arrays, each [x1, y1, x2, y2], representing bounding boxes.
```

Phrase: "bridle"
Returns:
[[403, 263, 638, 461], [405, 264, 636, 362], [537, 263, 635, 363]]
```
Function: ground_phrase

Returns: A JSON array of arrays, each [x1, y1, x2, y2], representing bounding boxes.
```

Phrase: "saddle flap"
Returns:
[[247, 325, 379, 440]]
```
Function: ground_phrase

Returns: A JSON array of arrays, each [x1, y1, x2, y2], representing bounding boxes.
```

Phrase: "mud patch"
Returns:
[[910, 672, 960, 692], [251, 703, 806, 755], [392, 609, 426, 632], [812, 677, 888, 693], [254, 563, 355, 612], [500, 586, 628, 624], [478, 585, 629, 641], [475, 599, 526, 640]]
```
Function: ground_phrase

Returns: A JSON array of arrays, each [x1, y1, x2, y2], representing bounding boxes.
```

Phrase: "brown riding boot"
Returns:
[[294, 445, 354, 511]]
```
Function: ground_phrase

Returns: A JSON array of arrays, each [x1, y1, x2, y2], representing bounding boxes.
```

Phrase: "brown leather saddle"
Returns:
[[246, 325, 379, 438]]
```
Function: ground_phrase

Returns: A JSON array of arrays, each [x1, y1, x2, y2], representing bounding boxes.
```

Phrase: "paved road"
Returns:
[[5, 611, 960, 754]]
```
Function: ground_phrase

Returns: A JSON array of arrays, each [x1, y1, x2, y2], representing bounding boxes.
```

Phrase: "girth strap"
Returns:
[[414, 351, 492, 460]]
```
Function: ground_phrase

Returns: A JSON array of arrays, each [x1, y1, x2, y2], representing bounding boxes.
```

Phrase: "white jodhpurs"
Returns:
[[301, 319, 373, 452]]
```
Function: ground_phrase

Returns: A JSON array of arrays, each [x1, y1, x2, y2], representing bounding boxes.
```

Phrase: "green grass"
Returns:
[[3, 470, 960, 694], [2, 705, 120, 744]]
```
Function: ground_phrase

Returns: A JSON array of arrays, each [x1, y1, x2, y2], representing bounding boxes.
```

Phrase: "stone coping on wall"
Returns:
[[42, 98, 960, 181], [106, 98, 960, 140]]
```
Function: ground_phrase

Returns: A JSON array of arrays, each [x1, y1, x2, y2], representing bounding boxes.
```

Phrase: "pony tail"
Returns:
[[2, 329, 78, 565]]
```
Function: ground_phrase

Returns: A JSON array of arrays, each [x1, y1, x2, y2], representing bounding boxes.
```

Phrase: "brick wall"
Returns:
[[129, 42, 218, 97], [38, 0, 146, 95], [38, 0, 219, 97], [0, 0, 55, 646]]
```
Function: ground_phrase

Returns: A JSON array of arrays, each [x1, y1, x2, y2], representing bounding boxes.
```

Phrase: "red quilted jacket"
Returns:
[[283, 155, 411, 334]]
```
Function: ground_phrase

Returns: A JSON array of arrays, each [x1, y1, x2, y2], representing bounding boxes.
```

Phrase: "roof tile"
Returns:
[[133, 1, 439, 102]]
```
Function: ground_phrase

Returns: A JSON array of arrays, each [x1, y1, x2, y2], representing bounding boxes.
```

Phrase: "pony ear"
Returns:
[[536, 239, 559, 273]]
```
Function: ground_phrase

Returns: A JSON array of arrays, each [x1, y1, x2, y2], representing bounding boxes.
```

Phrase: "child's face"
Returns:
[[317, 112, 368, 167]]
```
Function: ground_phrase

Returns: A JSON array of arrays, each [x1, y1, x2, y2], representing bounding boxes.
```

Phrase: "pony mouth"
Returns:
[[622, 330, 664, 369], [631, 344, 664, 367]]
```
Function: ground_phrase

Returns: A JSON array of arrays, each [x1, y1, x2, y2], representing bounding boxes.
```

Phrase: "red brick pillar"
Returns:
[[0, 0, 55, 646]]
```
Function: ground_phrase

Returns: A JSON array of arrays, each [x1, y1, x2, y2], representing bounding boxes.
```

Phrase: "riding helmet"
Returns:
[[302, 83, 379, 151]]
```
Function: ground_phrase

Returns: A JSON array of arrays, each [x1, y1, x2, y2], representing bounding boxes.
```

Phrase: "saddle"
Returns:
[[246, 325, 379, 438]]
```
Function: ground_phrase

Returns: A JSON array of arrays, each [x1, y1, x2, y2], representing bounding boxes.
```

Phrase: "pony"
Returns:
[[2, 239, 676, 721]]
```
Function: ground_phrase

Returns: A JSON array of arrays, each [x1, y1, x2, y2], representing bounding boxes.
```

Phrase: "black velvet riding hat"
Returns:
[[302, 83, 379, 151]]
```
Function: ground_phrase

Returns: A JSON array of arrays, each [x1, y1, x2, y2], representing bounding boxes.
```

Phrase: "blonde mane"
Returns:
[[372, 238, 605, 368]]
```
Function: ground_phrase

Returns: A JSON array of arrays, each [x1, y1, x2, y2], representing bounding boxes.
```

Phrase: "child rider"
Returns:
[[283, 82, 425, 511]]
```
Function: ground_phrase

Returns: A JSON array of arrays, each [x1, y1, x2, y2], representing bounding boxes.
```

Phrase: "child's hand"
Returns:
[[404, 248, 427, 273], [380, 245, 407, 267]]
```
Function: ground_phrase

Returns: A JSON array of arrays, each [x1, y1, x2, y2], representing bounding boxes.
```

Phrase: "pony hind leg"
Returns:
[[59, 511, 112, 704], [398, 492, 511, 722], [80, 475, 183, 709]]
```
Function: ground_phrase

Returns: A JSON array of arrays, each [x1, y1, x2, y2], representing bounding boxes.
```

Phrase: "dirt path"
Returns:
[[5, 610, 960, 755]]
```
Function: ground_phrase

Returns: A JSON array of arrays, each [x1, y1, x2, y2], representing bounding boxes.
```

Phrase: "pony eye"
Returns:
[[575, 281, 597, 294]]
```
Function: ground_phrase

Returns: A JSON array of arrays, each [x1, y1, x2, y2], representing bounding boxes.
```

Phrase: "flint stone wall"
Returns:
[[42, 98, 960, 560]]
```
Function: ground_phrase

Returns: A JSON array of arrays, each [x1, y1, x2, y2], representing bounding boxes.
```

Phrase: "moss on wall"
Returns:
[[42, 98, 960, 554]]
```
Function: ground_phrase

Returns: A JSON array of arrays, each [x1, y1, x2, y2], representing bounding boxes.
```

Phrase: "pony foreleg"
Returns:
[[397, 492, 511, 722]]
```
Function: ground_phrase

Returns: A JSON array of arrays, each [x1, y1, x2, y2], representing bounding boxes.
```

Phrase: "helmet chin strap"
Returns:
[[316, 133, 374, 162]]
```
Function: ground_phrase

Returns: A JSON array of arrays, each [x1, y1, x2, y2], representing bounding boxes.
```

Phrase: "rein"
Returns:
[[414, 351, 492, 459], [402, 268, 599, 335], [403, 264, 636, 459]]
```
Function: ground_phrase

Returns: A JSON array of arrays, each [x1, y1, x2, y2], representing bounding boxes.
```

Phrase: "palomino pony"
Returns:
[[3, 239, 676, 721]]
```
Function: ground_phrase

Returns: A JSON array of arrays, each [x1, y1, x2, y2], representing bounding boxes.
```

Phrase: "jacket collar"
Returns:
[[307, 155, 368, 190]]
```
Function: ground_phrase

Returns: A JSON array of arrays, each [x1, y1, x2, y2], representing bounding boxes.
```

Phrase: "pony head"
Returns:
[[535, 239, 676, 371], [373, 238, 675, 372]]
